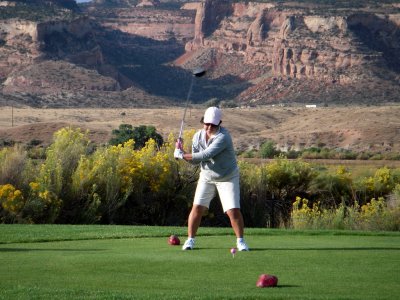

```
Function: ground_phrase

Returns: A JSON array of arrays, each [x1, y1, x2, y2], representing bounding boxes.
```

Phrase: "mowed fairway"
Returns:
[[0, 226, 399, 300]]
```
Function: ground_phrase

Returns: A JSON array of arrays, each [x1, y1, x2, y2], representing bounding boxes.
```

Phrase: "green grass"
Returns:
[[0, 225, 399, 300]]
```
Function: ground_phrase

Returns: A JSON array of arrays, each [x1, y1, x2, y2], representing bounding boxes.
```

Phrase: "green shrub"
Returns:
[[72, 140, 135, 223], [264, 156, 316, 226], [203, 98, 220, 108], [259, 140, 280, 159], [242, 149, 256, 158], [0, 145, 30, 188], [36, 127, 90, 223], [309, 166, 354, 207], [354, 167, 400, 206], [239, 161, 270, 227], [1, 125, 400, 229], [109, 124, 163, 149]]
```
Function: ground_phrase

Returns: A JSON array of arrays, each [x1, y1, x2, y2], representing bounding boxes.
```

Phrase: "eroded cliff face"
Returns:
[[183, 0, 400, 86], [1, 0, 399, 107], [0, 17, 101, 67], [0, 16, 120, 94], [87, 1, 195, 43]]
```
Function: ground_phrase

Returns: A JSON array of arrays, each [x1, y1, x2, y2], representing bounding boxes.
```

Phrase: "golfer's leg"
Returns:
[[226, 208, 244, 238], [216, 173, 243, 238], [188, 204, 207, 238], [189, 174, 215, 238]]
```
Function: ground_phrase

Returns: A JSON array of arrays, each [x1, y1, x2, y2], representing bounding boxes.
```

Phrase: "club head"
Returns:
[[193, 67, 206, 77]]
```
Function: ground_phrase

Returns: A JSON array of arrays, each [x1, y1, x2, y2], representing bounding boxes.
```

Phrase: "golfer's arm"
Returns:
[[183, 153, 193, 161]]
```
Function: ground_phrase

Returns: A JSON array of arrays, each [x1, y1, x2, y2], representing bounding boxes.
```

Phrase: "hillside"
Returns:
[[1, 105, 399, 154], [0, 0, 399, 107]]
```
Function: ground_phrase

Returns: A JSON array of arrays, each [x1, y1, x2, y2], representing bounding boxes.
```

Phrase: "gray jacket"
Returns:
[[191, 127, 238, 181]]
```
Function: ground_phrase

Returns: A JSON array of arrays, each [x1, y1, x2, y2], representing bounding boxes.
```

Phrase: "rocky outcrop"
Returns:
[[3, 60, 120, 94], [136, 0, 159, 7], [183, 0, 400, 84], [1, 0, 400, 107], [93, 6, 195, 42], [184, 0, 233, 51], [0, 17, 101, 77], [8, 0, 79, 10], [0, 15, 125, 96]]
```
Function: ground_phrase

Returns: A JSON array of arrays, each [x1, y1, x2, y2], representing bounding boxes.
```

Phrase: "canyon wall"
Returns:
[[183, 0, 400, 84]]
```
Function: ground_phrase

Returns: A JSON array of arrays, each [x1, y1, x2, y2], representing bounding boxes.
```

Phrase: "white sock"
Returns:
[[237, 238, 244, 243]]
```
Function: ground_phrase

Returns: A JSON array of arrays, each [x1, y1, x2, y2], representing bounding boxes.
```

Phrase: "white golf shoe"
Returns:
[[182, 238, 195, 250], [237, 240, 249, 251]]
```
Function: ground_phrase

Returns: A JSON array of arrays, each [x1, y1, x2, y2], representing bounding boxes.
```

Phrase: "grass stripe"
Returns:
[[1, 224, 399, 244], [0, 232, 399, 300]]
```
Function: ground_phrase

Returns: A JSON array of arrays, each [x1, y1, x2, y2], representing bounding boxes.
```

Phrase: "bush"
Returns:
[[22, 182, 62, 224], [0, 145, 30, 188], [309, 166, 354, 207], [0, 184, 25, 223], [291, 196, 400, 231], [72, 140, 137, 223], [37, 127, 90, 223], [259, 140, 280, 159], [109, 124, 163, 149], [354, 167, 400, 206], [1, 125, 399, 229], [239, 161, 271, 227], [203, 98, 220, 108], [263, 157, 315, 226]]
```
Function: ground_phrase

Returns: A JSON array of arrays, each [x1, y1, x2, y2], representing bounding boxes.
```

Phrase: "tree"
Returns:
[[260, 140, 280, 158], [109, 124, 163, 149]]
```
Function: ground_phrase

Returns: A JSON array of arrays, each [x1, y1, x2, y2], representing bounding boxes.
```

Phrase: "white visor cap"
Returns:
[[203, 107, 222, 125]]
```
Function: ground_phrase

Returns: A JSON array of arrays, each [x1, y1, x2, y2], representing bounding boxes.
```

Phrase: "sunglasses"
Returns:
[[203, 123, 218, 127]]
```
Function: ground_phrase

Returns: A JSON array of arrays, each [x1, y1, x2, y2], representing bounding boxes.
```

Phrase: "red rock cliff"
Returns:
[[183, 0, 400, 84]]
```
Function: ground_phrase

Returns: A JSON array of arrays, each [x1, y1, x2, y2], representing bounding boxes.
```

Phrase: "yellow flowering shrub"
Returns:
[[39, 127, 90, 195], [292, 195, 399, 231], [0, 184, 25, 215], [72, 140, 135, 222], [72, 136, 181, 223], [356, 167, 398, 204], [21, 181, 62, 223], [265, 157, 315, 226], [358, 197, 398, 230], [292, 197, 323, 229]]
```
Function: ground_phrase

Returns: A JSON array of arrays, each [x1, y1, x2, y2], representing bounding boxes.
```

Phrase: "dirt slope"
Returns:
[[0, 106, 399, 153]]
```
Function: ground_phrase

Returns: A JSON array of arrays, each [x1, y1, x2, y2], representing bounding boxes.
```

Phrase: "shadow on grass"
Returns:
[[249, 247, 400, 251], [0, 248, 105, 252], [199, 247, 400, 251], [275, 285, 301, 288]]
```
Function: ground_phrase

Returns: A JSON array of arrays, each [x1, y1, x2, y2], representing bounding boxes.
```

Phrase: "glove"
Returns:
[[174, 148, 184, 160], [176, 138, 183, 150]]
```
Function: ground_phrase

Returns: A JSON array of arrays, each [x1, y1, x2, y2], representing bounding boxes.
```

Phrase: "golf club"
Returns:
[[176, 67, 206, 149]]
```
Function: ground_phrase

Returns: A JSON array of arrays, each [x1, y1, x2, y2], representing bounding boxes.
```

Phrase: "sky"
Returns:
[[75, 0, 92, 3]]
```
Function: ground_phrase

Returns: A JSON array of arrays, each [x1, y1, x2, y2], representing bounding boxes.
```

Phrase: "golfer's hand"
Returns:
[[176, 138, 183, 150], [174, 148, 184, 160]]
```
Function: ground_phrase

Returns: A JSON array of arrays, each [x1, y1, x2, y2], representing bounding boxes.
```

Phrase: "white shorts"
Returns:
[[193, 170, 240, 212]]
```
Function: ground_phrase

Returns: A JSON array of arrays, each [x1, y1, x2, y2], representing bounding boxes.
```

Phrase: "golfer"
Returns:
[[174, 107, 249, 251]]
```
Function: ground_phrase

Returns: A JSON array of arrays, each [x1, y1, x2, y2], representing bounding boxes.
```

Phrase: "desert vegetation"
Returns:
[[0, 1, 78, 21], [0, 126, 399, 230], [243, 140, 400, 161]]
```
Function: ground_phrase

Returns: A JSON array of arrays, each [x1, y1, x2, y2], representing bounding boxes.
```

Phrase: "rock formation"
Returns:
[[183, 0, 400, 86], [136, 0, 159, 7], [0, 0, 399, 107]]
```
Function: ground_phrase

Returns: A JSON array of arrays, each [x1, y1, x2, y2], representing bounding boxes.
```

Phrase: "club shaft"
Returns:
[[178, 76, 195, 139]]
